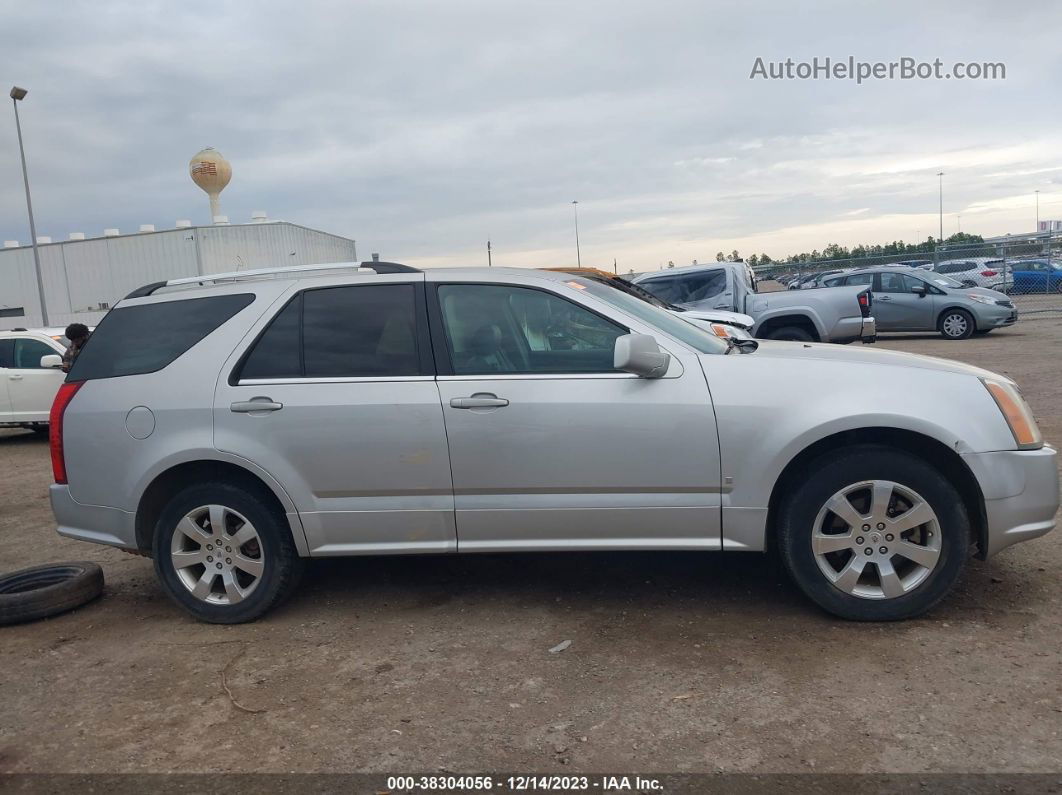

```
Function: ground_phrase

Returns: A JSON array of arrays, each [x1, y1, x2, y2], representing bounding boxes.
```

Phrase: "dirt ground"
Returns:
[[2, 314, 1061, 776]]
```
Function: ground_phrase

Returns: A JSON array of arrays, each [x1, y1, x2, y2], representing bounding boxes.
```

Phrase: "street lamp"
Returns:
[[937, 171, 944, 243], [1035, 190, 1040, 233], [571, 200, 581, 267], [9, 85, 49, 326]]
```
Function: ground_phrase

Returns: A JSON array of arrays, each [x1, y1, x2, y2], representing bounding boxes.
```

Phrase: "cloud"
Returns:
[[1, 0, 1061, 268]]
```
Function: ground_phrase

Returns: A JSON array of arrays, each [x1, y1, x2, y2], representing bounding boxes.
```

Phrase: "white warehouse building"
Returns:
[[0, 217, 358, 330]]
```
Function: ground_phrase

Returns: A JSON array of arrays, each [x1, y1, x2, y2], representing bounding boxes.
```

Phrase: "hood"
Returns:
[[743, 339, 1011, 382], [675, 308, 754, 329], [965, 286, 1010, 301]]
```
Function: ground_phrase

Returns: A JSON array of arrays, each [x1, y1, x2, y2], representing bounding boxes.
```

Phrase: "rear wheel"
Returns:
[[153, 482, 304, 623], [939, 308, 975, 340], [778, 446, 969, 621], [764, 326, 814, 342]]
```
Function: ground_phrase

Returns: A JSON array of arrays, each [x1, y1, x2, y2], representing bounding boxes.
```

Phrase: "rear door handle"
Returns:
[[230, 398, 283, 413], [450, 394, 509, 409], [9, 374, 22, 381], [877, 296, 892, 301]]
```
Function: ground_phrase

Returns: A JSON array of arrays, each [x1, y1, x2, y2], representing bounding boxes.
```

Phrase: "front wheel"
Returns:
[[939, 308, 975, 340], [778, 446, 969, 621], [153, 482, 304, 623]]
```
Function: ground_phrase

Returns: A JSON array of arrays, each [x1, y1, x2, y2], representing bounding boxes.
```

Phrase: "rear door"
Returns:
[[873, 272, 935, 330], [214, 276, 456, 556], [428, 278, 722, 551], [0, 339, 13, 421], [7, 336, 64, 422]]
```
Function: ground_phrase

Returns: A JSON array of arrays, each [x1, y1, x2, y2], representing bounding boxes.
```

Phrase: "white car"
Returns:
[[0, 329, 68, 432], [933, 258, 1009, 289]]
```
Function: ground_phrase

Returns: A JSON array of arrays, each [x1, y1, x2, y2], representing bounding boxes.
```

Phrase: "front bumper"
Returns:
[[50, 484, 137, 551], [962, 446, 1059, 558], [973, 303, 1019, 329]]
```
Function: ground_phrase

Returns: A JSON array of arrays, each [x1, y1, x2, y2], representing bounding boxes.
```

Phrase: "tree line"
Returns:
[[712, 232, 985, 269]]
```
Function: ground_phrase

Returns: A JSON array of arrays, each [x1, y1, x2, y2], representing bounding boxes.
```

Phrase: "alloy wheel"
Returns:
[[170, 504, 264, 605], [811, 480, 941, 600]]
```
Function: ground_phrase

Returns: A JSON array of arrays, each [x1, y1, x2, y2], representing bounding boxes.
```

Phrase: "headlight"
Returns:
[[966, 293, 997, 305], [981, 378, 1043, 449]]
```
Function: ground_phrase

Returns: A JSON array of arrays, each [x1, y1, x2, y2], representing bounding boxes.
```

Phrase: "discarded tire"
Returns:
[[0, 562, 104, 625]]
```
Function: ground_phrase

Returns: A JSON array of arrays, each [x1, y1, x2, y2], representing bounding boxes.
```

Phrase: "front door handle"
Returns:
[[877, 295, 892, 301], [450, 394, 509, 409], [9, 374, 23, 380], [230, 398, 283, 413]]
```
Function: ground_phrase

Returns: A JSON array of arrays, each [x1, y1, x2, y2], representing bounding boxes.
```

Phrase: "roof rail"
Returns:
[[123, 261, 419, 300]]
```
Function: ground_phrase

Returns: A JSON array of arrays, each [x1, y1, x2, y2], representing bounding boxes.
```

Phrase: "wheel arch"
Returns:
[[754, 313, 822, 341], [765, 427, 988, 559], [134, 459, 308, 556]]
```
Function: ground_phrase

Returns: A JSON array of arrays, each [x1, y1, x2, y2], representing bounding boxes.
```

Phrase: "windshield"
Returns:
[[572, 278, 730, 354]]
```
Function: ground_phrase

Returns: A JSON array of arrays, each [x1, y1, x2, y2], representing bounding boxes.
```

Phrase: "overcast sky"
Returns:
[[1, 0, 1060, 269]]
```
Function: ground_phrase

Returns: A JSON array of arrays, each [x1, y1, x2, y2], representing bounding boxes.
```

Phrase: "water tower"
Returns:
[[189, 147, 232, 222]]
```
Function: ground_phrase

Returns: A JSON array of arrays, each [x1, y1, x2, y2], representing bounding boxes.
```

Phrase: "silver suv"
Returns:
[[50, 263, 1058, 623]]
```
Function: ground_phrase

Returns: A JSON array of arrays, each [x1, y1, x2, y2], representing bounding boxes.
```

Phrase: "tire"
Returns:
[[0, 562, 104, 625], [30, 425, 49, 436], [152, 482, 304, 624], [938, 308, 975, 340], [973, 329, 993, 335], [778, 445, 969, 621], [765, 325, 814, 342]]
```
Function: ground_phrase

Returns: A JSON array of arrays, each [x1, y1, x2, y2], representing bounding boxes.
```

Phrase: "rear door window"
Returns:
[[239, 284, 423, 380], [0, 339, 13, 368], [68, 294, 254, 380]]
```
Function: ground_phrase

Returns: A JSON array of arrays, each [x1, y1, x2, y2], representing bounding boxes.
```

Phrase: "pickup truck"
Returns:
[[631, 262, 875, 343]]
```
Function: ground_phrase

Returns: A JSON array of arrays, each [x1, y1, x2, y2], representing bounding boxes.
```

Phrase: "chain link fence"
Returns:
[[755, 233, 1062, 318]]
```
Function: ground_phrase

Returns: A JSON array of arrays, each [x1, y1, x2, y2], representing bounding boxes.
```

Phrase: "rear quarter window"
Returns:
[[68, 293, 254, 380]]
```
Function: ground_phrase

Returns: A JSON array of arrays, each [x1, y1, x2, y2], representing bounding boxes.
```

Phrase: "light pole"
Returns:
[[957, 215, 961, 234], [487, 239, 492, 268], [10, 86, 49, 327], [1035, 190, 1040, 233], [571, 200, 581, 267], [937, 171, 944, 243]]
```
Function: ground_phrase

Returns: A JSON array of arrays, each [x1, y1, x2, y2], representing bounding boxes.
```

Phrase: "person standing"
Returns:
[[61, 323, 90, 373]]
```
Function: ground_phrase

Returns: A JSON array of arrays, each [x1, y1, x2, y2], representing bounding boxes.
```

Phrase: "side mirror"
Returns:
[[614, 333, 670, 378], [40, 354, 63, 369], [912, 285, 928, 297]]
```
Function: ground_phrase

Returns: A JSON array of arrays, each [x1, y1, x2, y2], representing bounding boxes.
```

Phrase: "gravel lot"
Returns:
[[2, 316, 1061, 775]]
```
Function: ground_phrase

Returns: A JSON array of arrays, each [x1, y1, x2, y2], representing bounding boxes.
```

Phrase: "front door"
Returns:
[[7, 337, 64, 422], [873, 272, 936, 331], [429, 280, 722, 551], [214, 276, 456, 556]]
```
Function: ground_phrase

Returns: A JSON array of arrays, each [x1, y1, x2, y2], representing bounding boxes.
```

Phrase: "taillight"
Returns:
[[981, 270, 997, 277], [49, 381, 84, 484], [857, 290, 872, 318]]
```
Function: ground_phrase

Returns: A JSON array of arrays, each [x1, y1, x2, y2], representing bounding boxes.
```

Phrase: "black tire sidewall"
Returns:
[[152, 482, 302, 623], [779, 446, 969, 621], [0, 562, 104, 625], [939, 308, 975, 340], [766, 326, 814, 342]]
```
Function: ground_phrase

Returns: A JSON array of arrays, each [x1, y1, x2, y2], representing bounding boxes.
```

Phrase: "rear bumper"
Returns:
[[50, 484, 137, 551], [963, 446, 1059, 558], [830, 315, 876, 344]]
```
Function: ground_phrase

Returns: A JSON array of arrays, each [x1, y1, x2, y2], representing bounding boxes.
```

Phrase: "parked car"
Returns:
[[822, 267, 1016, 339], [932, 258, 1007, 288], [50, 262, 1057, 624], [632, 262, 876, 343], [800, 269, 846, 288], [0, 329, 68, 433], [991, 258, 1062, 294], [546, 268, 754, 339]]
